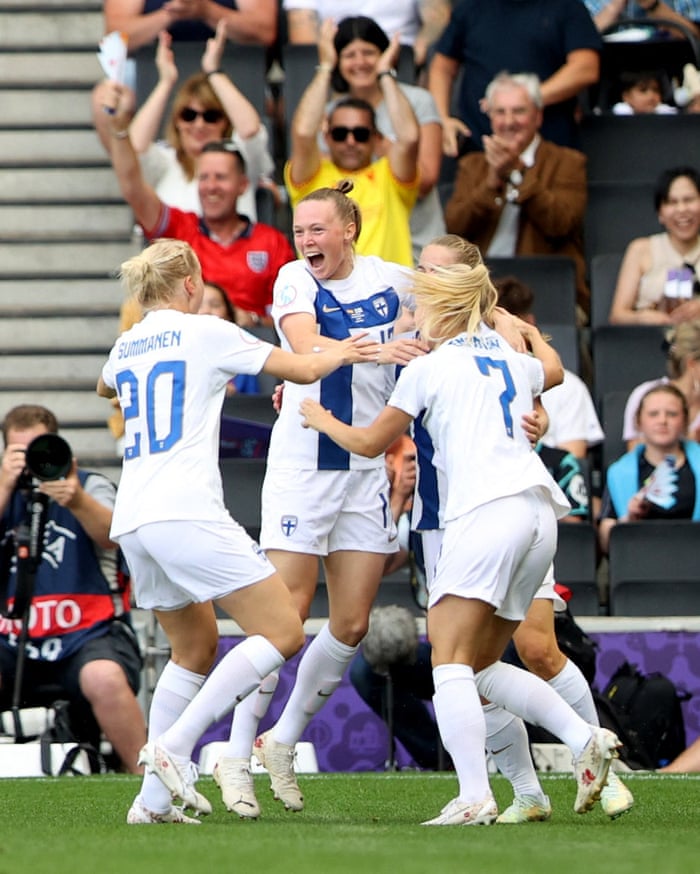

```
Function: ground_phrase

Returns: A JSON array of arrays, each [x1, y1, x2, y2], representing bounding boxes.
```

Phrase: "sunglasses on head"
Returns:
[[329, 125, 373, 143], [179, 107, 225, 124]]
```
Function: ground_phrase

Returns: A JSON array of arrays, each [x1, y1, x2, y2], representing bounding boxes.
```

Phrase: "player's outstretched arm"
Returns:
[[299, 400, 412, 457], [263, 333, 380, 384]]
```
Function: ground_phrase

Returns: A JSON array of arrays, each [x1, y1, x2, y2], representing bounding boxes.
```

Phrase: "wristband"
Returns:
[[206, 69, 224, 78], [377, 69, 397, 81], [111, 128, 130, 139], [315, 62, 333, 74]]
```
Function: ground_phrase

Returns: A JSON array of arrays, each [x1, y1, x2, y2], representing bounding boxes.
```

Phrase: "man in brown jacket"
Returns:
[[444, 71, 589, 318]]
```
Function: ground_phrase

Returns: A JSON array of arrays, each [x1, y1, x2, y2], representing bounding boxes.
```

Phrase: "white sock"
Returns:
[[483, 703, 545, 801], [548, 658, 599, 725], [160, 635, 284, 757], [225, 670, 280, 759], [476, 661, 591, 758], [273, 623, 357, 747], [141, 660, 205, 813], [433, 664, 491, 803]]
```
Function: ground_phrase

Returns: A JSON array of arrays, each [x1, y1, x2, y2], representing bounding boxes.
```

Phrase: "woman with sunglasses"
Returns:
[[92, 21, 275, 221]]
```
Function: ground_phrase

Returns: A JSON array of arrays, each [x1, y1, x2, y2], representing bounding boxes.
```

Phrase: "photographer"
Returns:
[[0, 405, 146, 772]]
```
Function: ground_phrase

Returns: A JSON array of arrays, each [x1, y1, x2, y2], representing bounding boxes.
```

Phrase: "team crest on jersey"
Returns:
[[276, 284, 297, 307], [247, 251, 269, 273], [280, 515, 298, 537], [373, 296, 389, 319]]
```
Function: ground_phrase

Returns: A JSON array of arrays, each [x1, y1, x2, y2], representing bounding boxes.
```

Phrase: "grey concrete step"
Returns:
[[0, 167, 121, 202], [0, 240, 138, 277], [0, 204, 133, 238], [0, 316, 119, 351], [0, 89, 95, 128], [0, 389, 114, 423], [0, 353, 109, 388], [0, 130, 105, 165], [0, 278, 123, 315], [0, 52, 102, 86], [51, 426, 119, 461], [0, 11, 102, 50]]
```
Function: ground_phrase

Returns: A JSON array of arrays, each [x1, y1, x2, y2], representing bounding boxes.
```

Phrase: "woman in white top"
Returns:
[[609, 166, 700, 325], [92, 21, 275, 220], [284, 0, 451, 68], [321, 16, 446, 259], [97, 237, 378, 825], [301, 259, 621, 826]]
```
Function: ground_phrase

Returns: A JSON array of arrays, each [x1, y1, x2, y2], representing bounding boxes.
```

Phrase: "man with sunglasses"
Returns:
[[102, 81, 294, 324], [284, 32, 420, 267]]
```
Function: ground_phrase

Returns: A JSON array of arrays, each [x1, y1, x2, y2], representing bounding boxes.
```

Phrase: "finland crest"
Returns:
[[373, 296, 388, 319], [280, 515, 298, 537]]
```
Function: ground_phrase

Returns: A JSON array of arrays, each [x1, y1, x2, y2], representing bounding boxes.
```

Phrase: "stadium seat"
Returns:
[[590, 252, 624, 330], [579, 115, 700, 185], [219, 457, 267, 539], [553, 522, 601, 616], [599, 389, 630, 478], [221, 389, 279, 425], [584, 182, 658, 268], [608, 520, 700, 616], [539, 322, 580, 374], [486, 255, 577, 326], [591, 324, 667, 409]]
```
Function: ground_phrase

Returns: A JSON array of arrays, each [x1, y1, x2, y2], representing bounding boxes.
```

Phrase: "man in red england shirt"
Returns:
[[103, 82, 294, 325]]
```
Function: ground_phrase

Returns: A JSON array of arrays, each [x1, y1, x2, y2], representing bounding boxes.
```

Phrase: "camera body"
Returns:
[[16, 434, 73, 493]]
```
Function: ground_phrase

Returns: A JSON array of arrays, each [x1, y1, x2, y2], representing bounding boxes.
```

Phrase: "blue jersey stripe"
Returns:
[[414, 411, 440, 530], [312, 281, 400, 471]]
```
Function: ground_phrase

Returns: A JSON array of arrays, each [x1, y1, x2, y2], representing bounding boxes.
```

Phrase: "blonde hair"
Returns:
[[166, 74, 233, 180], [297, 179, 363, 243], [412, 262, 497, 344], [119, 239, 201, 310], [665, 320, 700, 378], [426, 234, 483, 268]]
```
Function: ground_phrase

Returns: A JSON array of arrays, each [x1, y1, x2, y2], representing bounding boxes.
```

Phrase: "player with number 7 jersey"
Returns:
[[300, 261, 622, 826]]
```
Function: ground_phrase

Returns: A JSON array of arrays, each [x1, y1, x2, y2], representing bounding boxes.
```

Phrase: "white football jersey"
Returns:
[[389, 324, 570, 523], [268, 256, 412, 471], [101, 309, 272, 537]]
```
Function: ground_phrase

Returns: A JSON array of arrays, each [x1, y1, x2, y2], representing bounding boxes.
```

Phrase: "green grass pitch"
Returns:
[[0, 771, 698, 874]]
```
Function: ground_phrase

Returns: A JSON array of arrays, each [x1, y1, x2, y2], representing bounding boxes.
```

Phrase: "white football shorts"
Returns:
[[260, 467, 399, 556], [428, 486, 558, 621], [118, 516, 275, 611]]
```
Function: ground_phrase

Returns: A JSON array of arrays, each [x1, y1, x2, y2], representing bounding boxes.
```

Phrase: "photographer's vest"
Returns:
[[0, 471, 130, 661]]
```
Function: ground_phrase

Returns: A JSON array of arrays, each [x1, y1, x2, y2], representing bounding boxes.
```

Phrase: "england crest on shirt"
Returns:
[[247, 251, 269, 273]]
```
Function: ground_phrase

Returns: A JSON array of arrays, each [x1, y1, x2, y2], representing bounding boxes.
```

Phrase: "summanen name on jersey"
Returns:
[[117, 330, 182, 359]]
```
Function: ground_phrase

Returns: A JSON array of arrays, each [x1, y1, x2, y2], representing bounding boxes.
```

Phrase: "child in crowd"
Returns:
[[612, 70, 677, 115]]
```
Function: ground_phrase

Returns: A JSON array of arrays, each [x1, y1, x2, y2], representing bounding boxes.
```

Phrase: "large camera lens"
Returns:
[[25, 434, 72, 481]]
